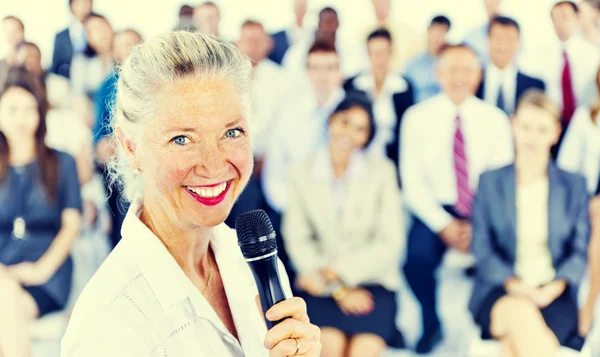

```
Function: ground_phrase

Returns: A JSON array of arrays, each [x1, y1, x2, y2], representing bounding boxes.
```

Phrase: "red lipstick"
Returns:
[[185, 181, 232, 206]]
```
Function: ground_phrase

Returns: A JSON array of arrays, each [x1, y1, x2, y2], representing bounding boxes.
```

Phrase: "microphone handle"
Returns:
[[248, 254, 287, 329]]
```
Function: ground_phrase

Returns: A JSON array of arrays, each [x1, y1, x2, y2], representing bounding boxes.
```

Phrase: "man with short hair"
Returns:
[[0, 16, 25, 86], [463, 0, 503, 62], [476, 16, 545, 115], [194, 1, 220, 37], [401, 44, 514, 354]]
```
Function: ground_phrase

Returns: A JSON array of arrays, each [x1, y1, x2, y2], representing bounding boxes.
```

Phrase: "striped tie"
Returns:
[[454, 115, 473, 217]]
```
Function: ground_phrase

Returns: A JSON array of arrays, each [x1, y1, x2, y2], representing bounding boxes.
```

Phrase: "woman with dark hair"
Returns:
[[70, 13, 114, 98], [557, 65, 600, 336], [282, 93, 405, 357], [0, 69, 82, 356]]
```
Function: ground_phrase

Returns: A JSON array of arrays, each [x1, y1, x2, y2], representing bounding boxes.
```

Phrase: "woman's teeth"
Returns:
[[187, 182, 227, 198]]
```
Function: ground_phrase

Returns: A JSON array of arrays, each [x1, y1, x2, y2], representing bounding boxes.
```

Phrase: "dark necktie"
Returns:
[[496, 84, 506, 113], [595, 170, 600, 196], [454, 114, 473, 217], [561, 50, 576, 123]]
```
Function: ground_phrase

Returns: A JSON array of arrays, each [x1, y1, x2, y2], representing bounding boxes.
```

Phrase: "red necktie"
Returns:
[[454, 115, 473, 218], [561, 50, 576, 123]]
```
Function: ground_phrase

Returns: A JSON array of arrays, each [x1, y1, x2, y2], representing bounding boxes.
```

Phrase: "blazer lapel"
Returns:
[[503, 165, 518, 260], [341, 153, 369, 230], [547, 163, 565, 259]]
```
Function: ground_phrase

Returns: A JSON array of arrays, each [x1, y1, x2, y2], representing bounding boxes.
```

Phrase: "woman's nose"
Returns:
[[193, 143, 228, 178]]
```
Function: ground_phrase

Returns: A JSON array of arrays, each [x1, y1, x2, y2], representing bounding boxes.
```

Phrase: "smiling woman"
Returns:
[[60, 31, 321, 357]]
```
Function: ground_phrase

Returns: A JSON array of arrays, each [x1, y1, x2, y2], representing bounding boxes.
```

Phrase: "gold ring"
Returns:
[[294, 338, 301, 355]]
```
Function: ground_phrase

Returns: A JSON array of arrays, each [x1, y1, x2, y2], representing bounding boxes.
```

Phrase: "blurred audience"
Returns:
[[463, 0, 503, 63], [400, 44, 514, 354], [268, 0, 310, 65], [475, 16, 545, 115], [344, 28, 414, 179], [579, 0, 600, 46], [470, 90, 588, 355], [557, 65, 600, 337], [173, 4, 197, 32], [50, 0, 94, 78], [71, 14, 114, 99], [283, 94, 405, 356], [194, 1, 221, 37], [0, 69, 82, 357], [1, 16, 25, 85], [282, 7, 368, 78], [404, 15, 450, 103]]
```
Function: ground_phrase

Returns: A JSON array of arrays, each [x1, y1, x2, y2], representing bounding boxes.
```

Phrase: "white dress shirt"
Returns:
[[69, 20, 86, 54], [61, 199, 292, 357], [400, 94, 514, 232], [484, 63, 517, 114], [541, 35, 600, 110], [261, 86, 346, 213], [515, 178, 556, 287], [250, 59, 288, 157], [350, 72, 409, 159], [70, 55, 113, 97], [557, 106, 600, 194]]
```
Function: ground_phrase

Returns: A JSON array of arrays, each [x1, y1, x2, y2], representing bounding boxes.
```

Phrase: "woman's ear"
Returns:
[[115, 127, 141, 171]]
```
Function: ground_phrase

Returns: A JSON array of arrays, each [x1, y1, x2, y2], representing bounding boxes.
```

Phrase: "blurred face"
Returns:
[[579, 1, 599, 27], [318, 11, 339, 38], [306, 52, 342, 96], [113, 31, 142, 62], [2, 19, 24, 50], [0, 87, 39, 141], [484, 0, 502, 19], [120, 76, 252, 228], [329, 106, 371, 156], [489, 24, 520, 69], [17, 45, 43, 75], [367, 37, 392, 75], [427, 23, 449, 55], [372, 0, 391, 21], [194, 4, 220, 35], [70, 0, 93, 22], [552, 3, 580, 41], [86, 17, 114, 55], [512, 104, 560, 157], [436, 48, 482, 104], [237, 24, 271, 64]]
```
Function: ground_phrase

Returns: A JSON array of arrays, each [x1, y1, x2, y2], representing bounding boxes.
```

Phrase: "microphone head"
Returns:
[[235, 209, 278, 260]]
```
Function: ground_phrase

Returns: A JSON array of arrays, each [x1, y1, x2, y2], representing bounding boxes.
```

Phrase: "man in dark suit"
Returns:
[[268, 0, 309, 65], [50, 0, 93, 78], [475, 16, 545, 115]]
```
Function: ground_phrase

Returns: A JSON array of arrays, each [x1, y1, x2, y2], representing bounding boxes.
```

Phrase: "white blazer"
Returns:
[[282, 148, 405, 291], [61, 199, 292, 357]]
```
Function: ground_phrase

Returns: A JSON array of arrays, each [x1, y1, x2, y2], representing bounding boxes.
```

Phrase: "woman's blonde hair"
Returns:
[[515, 89, 561, 123], [107, 31, 252, 202]]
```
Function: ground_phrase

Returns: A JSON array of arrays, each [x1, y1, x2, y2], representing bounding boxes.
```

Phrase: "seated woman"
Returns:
[[0, 70, 82, 356], [470, 90, 589, 357], [282, 94, 405, 357], [556, 65, 600, 336]]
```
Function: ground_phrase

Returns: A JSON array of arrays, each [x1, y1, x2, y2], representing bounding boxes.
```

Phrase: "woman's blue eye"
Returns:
[[225, 128, 243, 139], [171, 136, 189, 146]]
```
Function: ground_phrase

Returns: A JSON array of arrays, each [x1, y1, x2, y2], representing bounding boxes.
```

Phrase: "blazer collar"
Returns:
[[353, 71, 409, 94]]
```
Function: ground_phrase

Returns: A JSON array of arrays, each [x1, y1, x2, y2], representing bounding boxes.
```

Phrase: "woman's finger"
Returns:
[[269, 338, 322, 357], [264, 318, 320, 350], [266, 297, 309, 323]]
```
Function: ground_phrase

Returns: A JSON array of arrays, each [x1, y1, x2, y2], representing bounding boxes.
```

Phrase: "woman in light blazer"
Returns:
[[282, 93, 405, 357], [557, 64, 600, 336], [470, 90, 589, 357]]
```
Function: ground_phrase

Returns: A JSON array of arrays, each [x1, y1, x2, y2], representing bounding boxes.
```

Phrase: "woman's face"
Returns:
[[85, 17, 113, 55], [328, 106, 371, 155], [512, 104, 560, 158], [0, 87, 40, 141], [128, 75, 252, 228]]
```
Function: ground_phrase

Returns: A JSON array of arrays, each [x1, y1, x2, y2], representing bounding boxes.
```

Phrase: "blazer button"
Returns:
[[13, 217, 26, 239]]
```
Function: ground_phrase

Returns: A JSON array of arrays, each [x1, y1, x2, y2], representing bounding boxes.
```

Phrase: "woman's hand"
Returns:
[[504, 277, 536, 298], [336, 288, 374, 316], [320, 268, 339, 284], [7, 262, 51, 286], [579, 300, 595, 336], [532, 280, 567, 308], [263, 297, 321, 357], [296, 273, 326, 297]]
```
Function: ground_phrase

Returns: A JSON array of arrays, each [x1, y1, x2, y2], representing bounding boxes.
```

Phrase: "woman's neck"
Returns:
[[8, 138, 36, 165], [140, 203, 213, 279], [373, 71, 387, 95], [329, 144, 351, 178], [516, 154, 549, 185]]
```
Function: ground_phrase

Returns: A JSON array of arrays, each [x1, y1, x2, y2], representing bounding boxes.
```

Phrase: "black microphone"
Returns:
[[236, 209, 287, 329]]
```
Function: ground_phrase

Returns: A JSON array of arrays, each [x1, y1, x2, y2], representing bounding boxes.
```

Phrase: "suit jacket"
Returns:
[[50, 29, 74, 78], [268, 30, 290, 65], [476, 71, 546, 109], [282, 149, 404, 291], [343, 73, 415, 173], [469, 163, 589, 315]]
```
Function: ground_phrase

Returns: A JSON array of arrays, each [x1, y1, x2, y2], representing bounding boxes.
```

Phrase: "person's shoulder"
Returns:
[[403, 94, 440, 119], [471, 97, 509, 120], [56, 28, 70, 39], [554, 165, 588, 190], [52, 150, 77, 169], [480, 164, 514, 186]]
